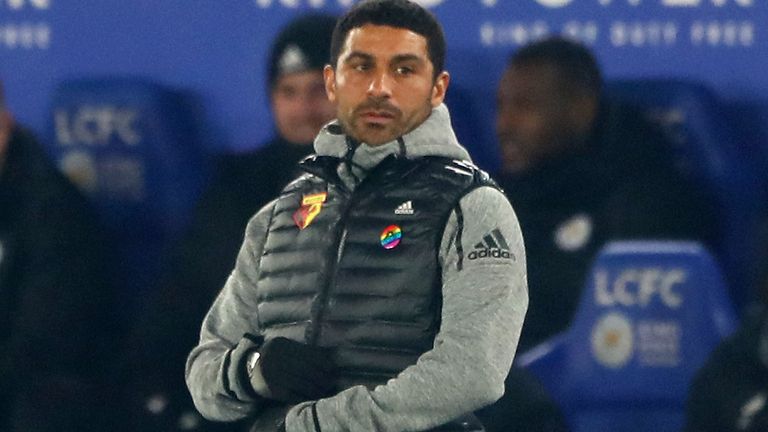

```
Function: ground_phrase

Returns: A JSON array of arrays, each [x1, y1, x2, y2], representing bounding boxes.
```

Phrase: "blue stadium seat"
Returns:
[[47, 78, 209, 327], [607, 79, 767, 310], [517, 241, 738, 432]]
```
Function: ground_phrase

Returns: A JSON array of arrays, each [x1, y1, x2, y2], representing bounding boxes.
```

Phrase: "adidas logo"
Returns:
[[469, 229, 514, 260], [394, 200, 415, 215]]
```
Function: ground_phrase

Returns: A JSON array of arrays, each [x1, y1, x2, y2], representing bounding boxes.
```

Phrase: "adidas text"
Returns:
[[469, 228, 514, 261], [468, 249, 513, 260]]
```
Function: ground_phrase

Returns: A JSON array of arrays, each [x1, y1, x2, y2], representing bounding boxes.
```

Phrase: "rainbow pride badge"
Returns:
[[380, 224, 402, 250]]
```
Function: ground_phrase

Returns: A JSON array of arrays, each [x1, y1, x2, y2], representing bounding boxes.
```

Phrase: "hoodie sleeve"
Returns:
[[285, 186, 528, 432], [185, 201, 276, 421]]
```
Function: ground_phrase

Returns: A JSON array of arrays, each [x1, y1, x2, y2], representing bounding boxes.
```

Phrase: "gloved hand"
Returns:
[[252, 337, 337, 404]]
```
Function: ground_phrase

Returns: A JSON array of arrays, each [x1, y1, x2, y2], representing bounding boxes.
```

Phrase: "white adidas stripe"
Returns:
[[395, 201, 414, 214]]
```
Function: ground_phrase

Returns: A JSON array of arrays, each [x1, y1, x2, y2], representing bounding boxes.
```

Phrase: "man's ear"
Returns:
[[324, 65, 337, 103], [430, 71, 450, 107]]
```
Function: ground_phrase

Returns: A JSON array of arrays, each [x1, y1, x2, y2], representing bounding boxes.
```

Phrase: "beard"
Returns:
[[340, 97, 432, 146]]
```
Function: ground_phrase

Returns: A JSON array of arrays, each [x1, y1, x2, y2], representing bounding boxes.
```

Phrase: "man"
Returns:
[[0, 82, 115, 430], [494, 36, 717, 352], [186, 1, 528, 431], [119, 14, 337, 432]]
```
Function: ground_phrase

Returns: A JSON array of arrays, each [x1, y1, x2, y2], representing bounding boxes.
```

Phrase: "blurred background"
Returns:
[[1, 1, 768, 431], [2, 1, 766, 166]]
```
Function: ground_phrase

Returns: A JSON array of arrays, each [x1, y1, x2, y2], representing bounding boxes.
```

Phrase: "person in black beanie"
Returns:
[[117, 14, 337, 432]]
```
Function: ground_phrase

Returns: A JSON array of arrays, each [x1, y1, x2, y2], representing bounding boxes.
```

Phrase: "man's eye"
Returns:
[[354, 64, 370, 72], [396, 67, 413, 75]]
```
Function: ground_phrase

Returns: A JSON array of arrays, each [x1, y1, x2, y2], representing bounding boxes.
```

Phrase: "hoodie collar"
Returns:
[[310, 104, 472, 190], [313, 104, 471, 164]]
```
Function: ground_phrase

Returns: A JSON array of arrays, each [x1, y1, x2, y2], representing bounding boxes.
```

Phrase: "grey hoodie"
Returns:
[[185, 104, 528, 431]]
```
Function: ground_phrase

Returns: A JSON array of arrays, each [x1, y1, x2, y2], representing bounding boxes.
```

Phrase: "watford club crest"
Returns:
[[293, 192, 327, 230]]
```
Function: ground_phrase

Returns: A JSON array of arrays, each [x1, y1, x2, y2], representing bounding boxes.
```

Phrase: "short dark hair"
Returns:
[[330, 0, 446, 79], [509, 36, 603, 98]]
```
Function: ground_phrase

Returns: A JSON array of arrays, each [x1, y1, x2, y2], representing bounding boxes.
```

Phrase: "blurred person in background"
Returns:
[[117, 14, 338, 432], [0, 81, 116, 431], [684, 223, 768, 432], [494, 36, 717, 352], [479, 36, 717, 431]]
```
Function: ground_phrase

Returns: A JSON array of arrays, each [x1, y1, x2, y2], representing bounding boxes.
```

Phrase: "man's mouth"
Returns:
[[360, 110, 396, 125]]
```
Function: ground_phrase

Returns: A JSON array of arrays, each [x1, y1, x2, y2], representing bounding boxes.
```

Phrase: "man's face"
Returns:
[[324, 24, 449, 146], [271, 70, 336, 145], [496, 62, 582, 174]]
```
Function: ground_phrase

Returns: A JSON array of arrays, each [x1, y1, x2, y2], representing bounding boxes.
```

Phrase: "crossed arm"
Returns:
[[186, 187, 528, 431]]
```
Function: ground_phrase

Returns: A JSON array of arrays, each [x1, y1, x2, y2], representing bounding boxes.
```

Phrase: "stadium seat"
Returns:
[[517, 241, 738, 432], [607, 79, 767, 310], [47, 77, 209, 328]]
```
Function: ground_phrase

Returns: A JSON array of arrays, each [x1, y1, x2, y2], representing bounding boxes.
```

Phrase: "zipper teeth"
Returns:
[[335, 229, 349, 264], [309, 196, 352, 346]]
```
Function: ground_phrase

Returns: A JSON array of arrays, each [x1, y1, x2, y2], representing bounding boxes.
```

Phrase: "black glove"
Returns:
[[255, 337, 337, 404]]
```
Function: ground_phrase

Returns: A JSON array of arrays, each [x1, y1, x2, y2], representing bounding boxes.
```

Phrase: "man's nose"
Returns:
[[367, 72, 393, 98]]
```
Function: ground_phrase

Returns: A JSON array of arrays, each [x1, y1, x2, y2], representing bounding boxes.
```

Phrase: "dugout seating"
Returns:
[[47, 77, 209, 328], [517, 240, 738, 432]]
